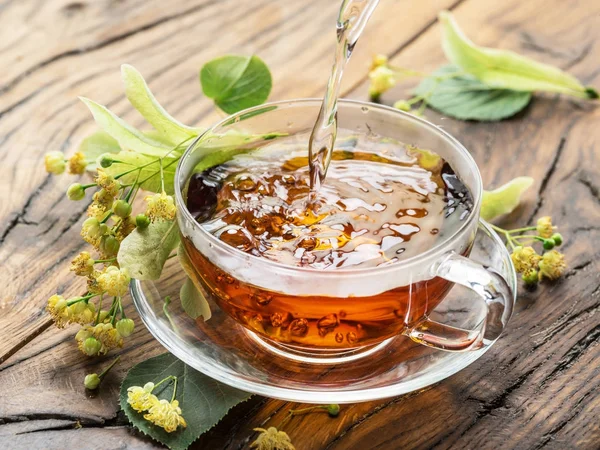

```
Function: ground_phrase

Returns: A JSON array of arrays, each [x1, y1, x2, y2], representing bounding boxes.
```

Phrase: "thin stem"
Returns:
[[94, 258, 116, 264], [95, 294, 104, 324], [507, 226, 537, 234], [111, 298, 120, 325], [170, 377, 178, 403], [66, 292, 96, 306], [98, 355, 121, 379], [119, 299, 125, 319]]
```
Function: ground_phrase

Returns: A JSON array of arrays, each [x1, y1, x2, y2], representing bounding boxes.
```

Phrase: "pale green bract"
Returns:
[[121, 64, 203, 144], [120, 353, 252, 450], [200, 55, 272, 114], [414, 65, 532, 121], [117, 220, 180, 280], [178, 243, 212, 321], [481, 177, 534, 221], [78, 131, 120, 170], [439, 11, 598, 99], [80, 97, 175, 157], [104, 151, 178, 194]]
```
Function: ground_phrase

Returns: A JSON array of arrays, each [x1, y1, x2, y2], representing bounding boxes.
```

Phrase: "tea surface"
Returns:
[[187, 134, 473, 269]]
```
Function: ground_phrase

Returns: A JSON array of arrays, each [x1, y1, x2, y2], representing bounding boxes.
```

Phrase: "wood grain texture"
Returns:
[[0, 0, 598, 449]]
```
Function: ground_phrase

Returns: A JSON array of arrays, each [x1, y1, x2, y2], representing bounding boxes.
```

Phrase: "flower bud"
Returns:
[[83, 337, 102, 356], [44, 151, 66, 175], [100, 235, 120, 257], [116, 318, 135, 337], [551, 232, 563, 246], [522, 269, 538, 285], [98, 310, 110, 322], [393, 100, 411, 112], [98, 154, 114, 168], [67, 183, 86, 201], [84, 373, 101, 390], [327, 404, 340, 417], [542, 239, 555, 250], [135, 214, 151, 229], [99, 223, 109, 236], [112, 200, 132, 218]]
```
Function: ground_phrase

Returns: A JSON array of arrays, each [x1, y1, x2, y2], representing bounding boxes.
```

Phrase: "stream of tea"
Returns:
[[308, 0, 380, 192]]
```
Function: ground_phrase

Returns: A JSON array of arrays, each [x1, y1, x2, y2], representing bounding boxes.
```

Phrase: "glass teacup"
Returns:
[[175, 99, 514, 359]]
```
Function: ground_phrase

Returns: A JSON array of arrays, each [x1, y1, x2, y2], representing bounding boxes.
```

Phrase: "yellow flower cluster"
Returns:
[[536, 216, 554, 238], [95, 169, 120, 197], [47, 295, 96, 328], [251, 427, 295, 450], [144, 399, 187, 433], [145, 192, 177, 222], [511, 245, 566, 283], [538, 250, 566, 280], [68, 152, 87, 175], [96, 266, 130, 297], [127, 381, 187, 433], [510, 246, 541, 272], [70, 251, 95, 276], [76, 323, 123, 356], [368, 66, 396, 100]]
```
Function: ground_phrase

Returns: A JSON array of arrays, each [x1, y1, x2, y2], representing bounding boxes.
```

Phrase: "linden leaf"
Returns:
[[120, 353, 252, 450], [178, 243, 211, 321], [481, 177, 534, 221], [121, 64, 203, 144], [200, 55, 272, 114], [104, 151, 178, 194], [80, 97, 175, 157], [117, 220, 179, 280], [439, 11, 598, 99], [414, 65, 532, 121], [78, 131, 121, 171]]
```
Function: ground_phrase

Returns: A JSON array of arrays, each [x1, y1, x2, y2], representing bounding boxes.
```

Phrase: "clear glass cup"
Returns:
[[174, 99, 515, 360]]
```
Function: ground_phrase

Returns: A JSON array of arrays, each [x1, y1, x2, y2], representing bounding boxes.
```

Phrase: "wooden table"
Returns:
[[1, 0, 599, 448]]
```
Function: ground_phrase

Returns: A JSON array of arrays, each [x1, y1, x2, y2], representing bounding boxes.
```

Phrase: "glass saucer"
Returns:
[[131, 220, 516, 403]]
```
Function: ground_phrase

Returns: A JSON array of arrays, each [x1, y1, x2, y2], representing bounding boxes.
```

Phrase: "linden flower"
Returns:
[[115, 216, 137, 242], [71, 251, 95, 276], [77, 323, 123, 355], [368, 65, 396, 99], [87, 202, 109, 222], [47, 294, 69, 328], [127, 382, 159, 412], [67, 300, 96, 325], [510, 246, 541, 273], [96, 266, 130, 297], [68, 151, 87, 175], [144, 399, 187, 433], [538, 250, 566, 280], [93, 189, 116, 208], [251, 427, 295, 450], [145, 192, 177, 222], [370, 53, 388, 70], [44, 151, 66, 175], [81, 218, 103, 247], [536, 216, 554, 238], [95, 169, 120, 197]]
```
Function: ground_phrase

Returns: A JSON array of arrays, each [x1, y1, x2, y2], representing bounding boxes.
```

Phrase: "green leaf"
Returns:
[[481, 176, 534, 221], [178, 243, 212, 321], [439, 11, 597, 99], [80, 97, 175, 157], [414, 65, 532, 121], [118, 220, 180, 280], [78, 131, 121, 171], [104, 151, 178, 194], [120, 353, 252, 450], [121, 65, 203, 144], [200, 55, 272, 114]]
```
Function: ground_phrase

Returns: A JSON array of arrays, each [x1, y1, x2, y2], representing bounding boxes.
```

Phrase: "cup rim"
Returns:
[[174, 98, 483, 275]]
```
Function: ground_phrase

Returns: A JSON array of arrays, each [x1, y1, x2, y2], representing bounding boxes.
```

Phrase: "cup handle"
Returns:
[[407, 252, 514, 352]]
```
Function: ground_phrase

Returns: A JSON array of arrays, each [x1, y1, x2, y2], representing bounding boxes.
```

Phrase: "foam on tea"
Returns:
[[186, 134, 472, 270]]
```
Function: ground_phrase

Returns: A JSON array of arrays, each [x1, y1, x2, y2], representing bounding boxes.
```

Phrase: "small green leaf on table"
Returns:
[[439, 11, 598, 99], [200, 55, 272, 114], [481, 177, 534, 221], [118, 220, 180, 280], [121, 353, 252, 450], [414, 65, 532, 121]]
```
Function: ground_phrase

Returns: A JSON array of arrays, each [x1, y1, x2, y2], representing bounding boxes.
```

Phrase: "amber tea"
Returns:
[[182, 134, 473, 349]]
